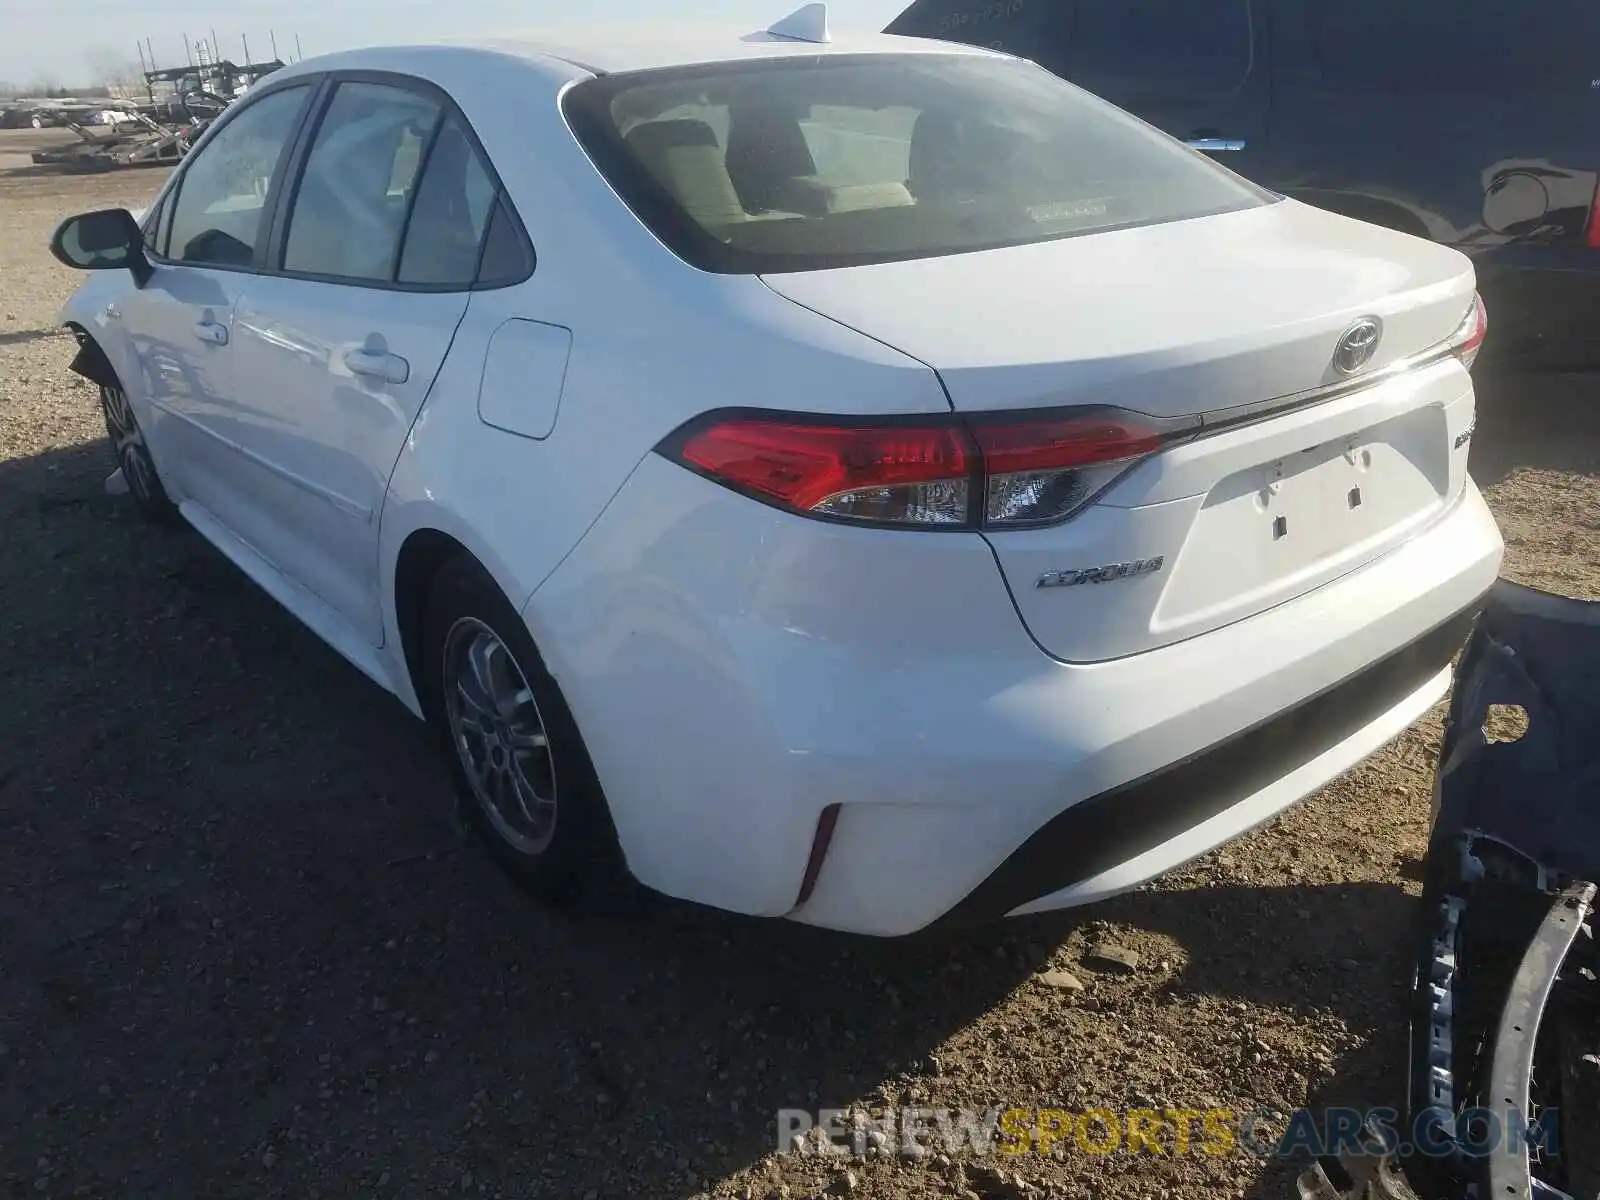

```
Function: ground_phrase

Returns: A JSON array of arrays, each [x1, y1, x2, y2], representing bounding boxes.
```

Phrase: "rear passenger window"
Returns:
[[282, 81, 443, 283], [474, 196, 535, 287], [396, 117, 498, 286], [1315, 0, 1600, 93], [1066, 0, 1254, 101]]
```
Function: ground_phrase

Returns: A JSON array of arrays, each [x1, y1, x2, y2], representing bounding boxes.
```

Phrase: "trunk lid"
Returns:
[[760, 200, 1475, 416], [762, 199, 1481, 661]]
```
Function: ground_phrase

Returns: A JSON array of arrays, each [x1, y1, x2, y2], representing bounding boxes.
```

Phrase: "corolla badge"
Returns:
[[1332, 317, 1384, 376], [1037, 556, 1165, 589]]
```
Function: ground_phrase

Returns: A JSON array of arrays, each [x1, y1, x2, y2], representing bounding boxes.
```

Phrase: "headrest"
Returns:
[[625, 118, 720, 154]]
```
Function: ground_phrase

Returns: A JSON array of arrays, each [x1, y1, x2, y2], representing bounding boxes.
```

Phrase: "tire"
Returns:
[[421, 554, 630, 907], [100, 380, 178, 523]]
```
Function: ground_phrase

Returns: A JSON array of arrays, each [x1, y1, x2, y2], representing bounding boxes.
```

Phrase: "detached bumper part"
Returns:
[[1307, 581, 1600, 1200], [1485, 882, 1596, 1200], [1412, 581, 1600, 1200]]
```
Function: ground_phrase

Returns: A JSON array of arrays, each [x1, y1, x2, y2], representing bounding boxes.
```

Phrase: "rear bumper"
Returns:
[[530, 457, 1503, 937], [798, 486, 1500, 935], [934, 602, 1478, 927]]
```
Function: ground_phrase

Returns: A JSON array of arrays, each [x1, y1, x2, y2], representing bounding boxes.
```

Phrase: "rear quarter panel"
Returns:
[[374, 55, 951, 710]]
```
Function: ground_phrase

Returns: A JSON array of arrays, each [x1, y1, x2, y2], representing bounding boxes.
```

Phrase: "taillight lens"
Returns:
[[662, 407, 1194, 530], [971, 413, 1172, 528], [1449, 293, 1489, 370], [1586, 182, 1600, 249], [676, 419, 973, 526]]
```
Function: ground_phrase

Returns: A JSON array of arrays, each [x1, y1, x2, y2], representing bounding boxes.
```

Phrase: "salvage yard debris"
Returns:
[[27, 58, 283, 174]]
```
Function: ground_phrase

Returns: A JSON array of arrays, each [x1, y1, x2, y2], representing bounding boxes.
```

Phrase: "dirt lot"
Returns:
[[1, 128, 1597, 1200]]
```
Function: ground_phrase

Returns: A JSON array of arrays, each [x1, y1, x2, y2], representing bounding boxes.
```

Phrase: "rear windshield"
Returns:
[[562, 52, 1273, 274]]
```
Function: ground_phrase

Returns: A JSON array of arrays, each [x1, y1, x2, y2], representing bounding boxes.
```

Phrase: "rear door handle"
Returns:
[[1186, 137, 1247, 152], [193, 318, 228, 346], [343, 348, 410, 385]]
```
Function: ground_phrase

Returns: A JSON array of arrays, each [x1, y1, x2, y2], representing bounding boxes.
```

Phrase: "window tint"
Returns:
[[283, 81, 442, 282], [563, 53, 1269, 274], [166, 84, 309, 267], [1067, 0, 1253, 100], [396, 116, 498, 286], [475, 195, 535, 286], [1314, 0, 1600, 92]]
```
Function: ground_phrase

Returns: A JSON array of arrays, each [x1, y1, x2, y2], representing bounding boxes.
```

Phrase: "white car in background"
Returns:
[[49, 6, 1502, 936]]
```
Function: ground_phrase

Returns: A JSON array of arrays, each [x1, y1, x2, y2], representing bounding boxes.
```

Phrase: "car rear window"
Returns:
[[562, 52, 1272, 274]]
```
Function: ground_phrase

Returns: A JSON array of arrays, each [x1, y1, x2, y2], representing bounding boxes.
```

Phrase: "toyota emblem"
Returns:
[[1332, 317, 1383, 376]]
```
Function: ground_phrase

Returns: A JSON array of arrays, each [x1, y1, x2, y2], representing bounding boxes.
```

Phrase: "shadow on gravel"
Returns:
[[0, 358, 1581, 1198], [0, 438, 1051, 1197], [0, 327, 62, 347], [1087, 880, 1419, 1200], [980, 876, 1419, 1200]]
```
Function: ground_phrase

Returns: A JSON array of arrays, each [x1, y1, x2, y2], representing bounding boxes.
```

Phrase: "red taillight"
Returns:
[[679, 420, 971, 511], [1587, 183, 1600, 249], [971, 415, 1168, 474], [663, 407, 1194, 530], [970, 414, 1175, 528], [1449, 293, 1489, 370]]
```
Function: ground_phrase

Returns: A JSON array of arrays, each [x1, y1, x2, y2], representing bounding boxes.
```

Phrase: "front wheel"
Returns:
[[422, 555, 629, 906], [100, 382, 177, 523]]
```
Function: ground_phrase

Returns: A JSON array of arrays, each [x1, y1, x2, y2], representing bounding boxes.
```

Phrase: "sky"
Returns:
[[0, 0, 913, 87]]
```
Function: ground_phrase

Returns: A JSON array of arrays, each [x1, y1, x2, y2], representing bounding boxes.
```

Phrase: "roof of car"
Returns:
[[265, 8, 1005, 97], [443, 19, 999, 77]]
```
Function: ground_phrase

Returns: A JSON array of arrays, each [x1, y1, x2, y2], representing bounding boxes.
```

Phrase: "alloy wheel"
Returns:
[[100, 384, 158, 506], [441, 617, 558, 855]]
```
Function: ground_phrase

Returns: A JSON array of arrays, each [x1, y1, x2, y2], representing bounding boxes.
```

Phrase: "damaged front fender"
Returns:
[[62, 324, 119, 389]]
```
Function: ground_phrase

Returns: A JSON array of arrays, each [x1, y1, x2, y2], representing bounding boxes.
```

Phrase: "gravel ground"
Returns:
[[2, 130, 1597, 1200]]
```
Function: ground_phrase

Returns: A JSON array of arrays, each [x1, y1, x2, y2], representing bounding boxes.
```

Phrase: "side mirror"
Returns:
[[49, 208, 153, 287]]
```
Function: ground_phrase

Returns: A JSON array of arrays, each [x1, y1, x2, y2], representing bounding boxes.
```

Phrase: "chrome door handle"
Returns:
[[1186, 137, 1247, 152], [193, 319, 229, 346], [343, 348, 410, 385]]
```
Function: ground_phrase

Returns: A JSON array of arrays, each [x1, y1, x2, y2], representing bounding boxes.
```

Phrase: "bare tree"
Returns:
[[85, 46, 144, 96], [27, 76, 65, 98]]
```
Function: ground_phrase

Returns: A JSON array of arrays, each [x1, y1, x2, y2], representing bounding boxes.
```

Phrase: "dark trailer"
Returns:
[[885, 0, 1600, 373]]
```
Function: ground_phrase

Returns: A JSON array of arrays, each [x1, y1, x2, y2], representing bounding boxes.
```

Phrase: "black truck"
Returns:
[[885, 0, 1600, 371]]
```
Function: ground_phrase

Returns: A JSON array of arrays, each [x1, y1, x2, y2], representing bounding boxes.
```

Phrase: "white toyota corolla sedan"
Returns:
[[49, 7, 1503, 936]]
